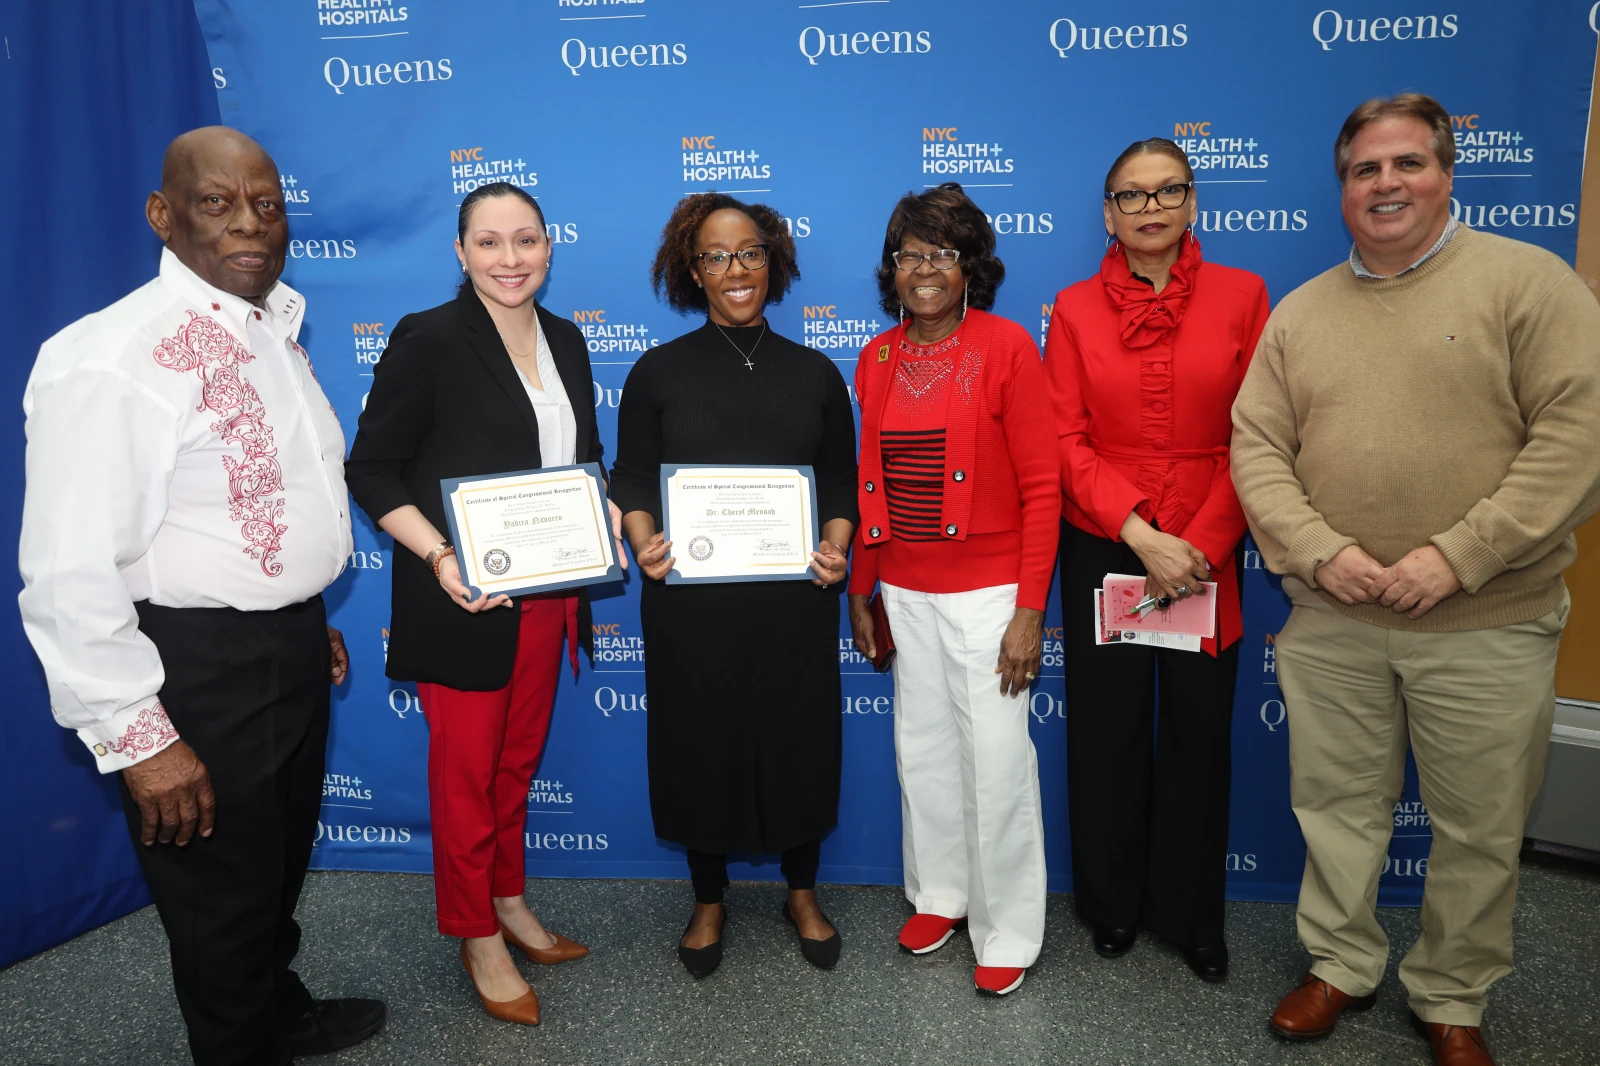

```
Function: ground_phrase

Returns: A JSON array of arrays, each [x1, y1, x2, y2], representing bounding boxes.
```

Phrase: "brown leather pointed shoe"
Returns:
[[460, 941, 540, 1026], [1411, 1012, 1495, 1066], [499, 924, 590, 965], [1269, 973, 1378, 1040]]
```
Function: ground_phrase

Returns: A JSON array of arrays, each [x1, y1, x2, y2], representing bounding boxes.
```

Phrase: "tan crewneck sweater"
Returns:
[[1231, 226, 1600, 631]]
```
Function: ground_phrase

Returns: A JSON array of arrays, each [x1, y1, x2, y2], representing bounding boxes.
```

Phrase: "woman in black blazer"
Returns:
[[346, 182, 621, 1027]]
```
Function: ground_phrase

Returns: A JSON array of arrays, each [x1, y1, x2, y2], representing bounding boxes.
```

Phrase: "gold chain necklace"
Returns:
[[496, 328, 535, 359]]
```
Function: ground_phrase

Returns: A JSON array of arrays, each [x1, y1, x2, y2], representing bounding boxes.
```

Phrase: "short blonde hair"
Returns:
[[1333, 93, 1454, 183]]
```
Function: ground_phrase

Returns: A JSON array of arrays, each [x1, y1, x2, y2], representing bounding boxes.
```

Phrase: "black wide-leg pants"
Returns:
[[1060, 523, 1239, 950], [119, 597, 330, 1066]]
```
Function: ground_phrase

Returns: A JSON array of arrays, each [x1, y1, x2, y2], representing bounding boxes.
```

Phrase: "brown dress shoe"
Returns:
[[499, 924, 590, 965], [1411, 1012, 1495, 1066], [1269, 973, 1378, 1039], [460, 941, 540, 1026]]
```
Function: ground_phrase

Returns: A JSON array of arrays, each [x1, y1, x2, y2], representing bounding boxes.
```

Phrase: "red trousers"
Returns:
[[418, 596, 577, 937]]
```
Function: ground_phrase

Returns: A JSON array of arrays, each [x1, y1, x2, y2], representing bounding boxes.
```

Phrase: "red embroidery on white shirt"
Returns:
[[107, 703, 179, 759], [152, 311, 288, 576]]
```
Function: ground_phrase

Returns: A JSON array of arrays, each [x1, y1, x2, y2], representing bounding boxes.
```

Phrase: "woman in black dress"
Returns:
[[609, 193, 858, 977]]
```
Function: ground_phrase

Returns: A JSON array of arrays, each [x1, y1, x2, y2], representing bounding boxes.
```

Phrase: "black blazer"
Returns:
[[346, 288, 606, 690]]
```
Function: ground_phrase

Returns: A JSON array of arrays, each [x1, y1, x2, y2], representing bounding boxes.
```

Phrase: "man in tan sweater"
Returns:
[[1232, 94, 1600, 1066]]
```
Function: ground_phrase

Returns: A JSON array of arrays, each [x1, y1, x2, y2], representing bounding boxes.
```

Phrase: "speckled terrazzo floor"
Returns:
[[2, 856, 1596, 1066]]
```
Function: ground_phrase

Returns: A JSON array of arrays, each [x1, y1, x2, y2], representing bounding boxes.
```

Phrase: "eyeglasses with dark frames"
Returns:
[[892, 248, 962, 271], [1105, 182, 1194, 214], [695, 245, 769, 275]]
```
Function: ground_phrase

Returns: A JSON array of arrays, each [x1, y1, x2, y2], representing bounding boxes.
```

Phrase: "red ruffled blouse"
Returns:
[[1043, 234, 1269, 654]]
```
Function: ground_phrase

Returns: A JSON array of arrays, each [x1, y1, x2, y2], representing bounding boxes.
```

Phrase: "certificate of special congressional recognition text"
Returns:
[[439, 463, 622, 600], [660, 465, 819, 584]]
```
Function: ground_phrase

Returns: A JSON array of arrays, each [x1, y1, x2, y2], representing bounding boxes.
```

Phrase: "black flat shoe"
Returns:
[[1182, 942, 1229, 983], [285, 998, 387, 1056], [677, 907, 724, 979], [1091, 924, 1137, 958], [782, 901, 842, 970]]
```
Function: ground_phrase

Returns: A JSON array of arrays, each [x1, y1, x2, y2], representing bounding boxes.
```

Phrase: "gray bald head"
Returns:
[[147, 126, 288, 301], [161, 126, 275, 196]]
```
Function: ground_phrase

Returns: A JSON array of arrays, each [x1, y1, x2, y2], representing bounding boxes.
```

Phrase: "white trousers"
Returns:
[[883, 582, 1047, 968]]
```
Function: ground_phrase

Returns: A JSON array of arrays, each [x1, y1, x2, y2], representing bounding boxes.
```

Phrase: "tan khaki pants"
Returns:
[[1276, 578, 1567, 1026]]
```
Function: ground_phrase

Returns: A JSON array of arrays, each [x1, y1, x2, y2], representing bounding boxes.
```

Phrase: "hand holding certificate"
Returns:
[[439, 463, 624, 601], [660, 464, 819, 584]]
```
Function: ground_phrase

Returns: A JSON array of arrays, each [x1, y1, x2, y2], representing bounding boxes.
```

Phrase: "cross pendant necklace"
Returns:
[[714, 320, 764, 370]]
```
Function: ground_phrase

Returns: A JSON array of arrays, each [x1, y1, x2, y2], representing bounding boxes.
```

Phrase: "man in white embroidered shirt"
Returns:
[[19, 128, 385, 1064]]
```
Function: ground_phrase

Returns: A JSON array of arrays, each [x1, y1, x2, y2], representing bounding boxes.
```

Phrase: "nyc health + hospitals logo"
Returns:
[[916, 125, 1053, 237], [664, 133, 810, 237], [447, 145, 537, 198], [1157, 116, 1308, 236], [1448, 111, 1574, 233], [800, 303, 884, 355]]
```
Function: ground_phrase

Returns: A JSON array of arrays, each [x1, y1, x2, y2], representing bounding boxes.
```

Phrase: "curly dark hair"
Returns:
[[875, 183, 1005, 317], [650, 193, 800, 314]]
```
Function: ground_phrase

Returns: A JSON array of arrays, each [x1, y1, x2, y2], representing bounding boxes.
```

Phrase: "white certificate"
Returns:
[[660, 464, 819, 584], [439, 463, 621, 599]]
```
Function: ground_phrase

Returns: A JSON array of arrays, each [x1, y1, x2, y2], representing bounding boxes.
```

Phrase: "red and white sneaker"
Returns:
[[974, 966, 1026, 996], [898, 913, 967, 955]]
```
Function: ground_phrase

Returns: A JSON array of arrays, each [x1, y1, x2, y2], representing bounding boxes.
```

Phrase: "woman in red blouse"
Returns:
[[848, 184, 1060, 997], [1043, 139, 1269, 982]]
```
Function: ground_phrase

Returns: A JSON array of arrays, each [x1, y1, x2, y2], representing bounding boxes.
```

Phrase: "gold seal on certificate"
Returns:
[[439, 463, 622, 598], [660, 464, 819, 584]]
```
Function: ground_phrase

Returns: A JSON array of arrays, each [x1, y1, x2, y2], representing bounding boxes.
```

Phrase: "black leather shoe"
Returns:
[[1182, 942, 1229, 983], [677, 907, 724, 979], [1091, 924, 1136, 958], [782, 901, 842, 970], [285, 998, 386, 1056]]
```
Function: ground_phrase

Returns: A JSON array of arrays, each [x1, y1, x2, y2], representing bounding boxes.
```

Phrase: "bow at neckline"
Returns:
[[1100, 232, 1202, 349]]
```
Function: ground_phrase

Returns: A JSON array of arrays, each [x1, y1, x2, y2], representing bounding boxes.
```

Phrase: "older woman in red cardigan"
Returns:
[[848, 183, 1060, 998], [1043, 139, 1269, 982]]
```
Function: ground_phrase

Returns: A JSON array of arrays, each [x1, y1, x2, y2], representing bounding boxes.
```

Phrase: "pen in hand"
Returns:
[[1127, 594, 1173, 618]]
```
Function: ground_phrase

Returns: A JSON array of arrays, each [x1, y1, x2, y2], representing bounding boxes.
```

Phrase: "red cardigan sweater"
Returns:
[[849, 309, 1061, 610], [1043, 235, 1269, 652]]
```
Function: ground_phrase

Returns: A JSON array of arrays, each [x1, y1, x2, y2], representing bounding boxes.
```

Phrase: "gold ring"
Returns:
[[1025, 672, 1037, 680]]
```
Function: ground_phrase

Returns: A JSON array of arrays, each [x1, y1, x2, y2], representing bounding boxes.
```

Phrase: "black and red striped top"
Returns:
[[881, 428, 946, 540]]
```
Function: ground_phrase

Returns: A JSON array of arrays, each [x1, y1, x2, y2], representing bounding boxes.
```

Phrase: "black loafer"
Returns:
[[782, 901, 842, 970], [1091, 924, 1137, 958], [1182, 942, 1230, 983], [285, 997, 386, 1056], [677, 908, 724, 979]]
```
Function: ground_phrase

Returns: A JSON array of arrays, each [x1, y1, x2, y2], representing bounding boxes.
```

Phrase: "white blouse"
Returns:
[[514, 316, 577, 467]]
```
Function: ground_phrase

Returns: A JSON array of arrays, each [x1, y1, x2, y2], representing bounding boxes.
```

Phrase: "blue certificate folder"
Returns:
[[659, 463, 821, 585], [438, 463, 622, 602]]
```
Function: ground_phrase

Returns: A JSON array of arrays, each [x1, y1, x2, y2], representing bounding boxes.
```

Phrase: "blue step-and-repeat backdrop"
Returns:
[[192, 1, 1596, 903]]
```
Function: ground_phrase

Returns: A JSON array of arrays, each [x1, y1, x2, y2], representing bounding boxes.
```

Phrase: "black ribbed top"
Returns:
[[608, 320, 859, 532]]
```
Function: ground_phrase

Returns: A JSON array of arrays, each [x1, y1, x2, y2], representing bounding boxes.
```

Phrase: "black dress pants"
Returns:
[[686, 839, 822, 904], [1061, 523, 1239, 949], [119, 597, 330, 1066]]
